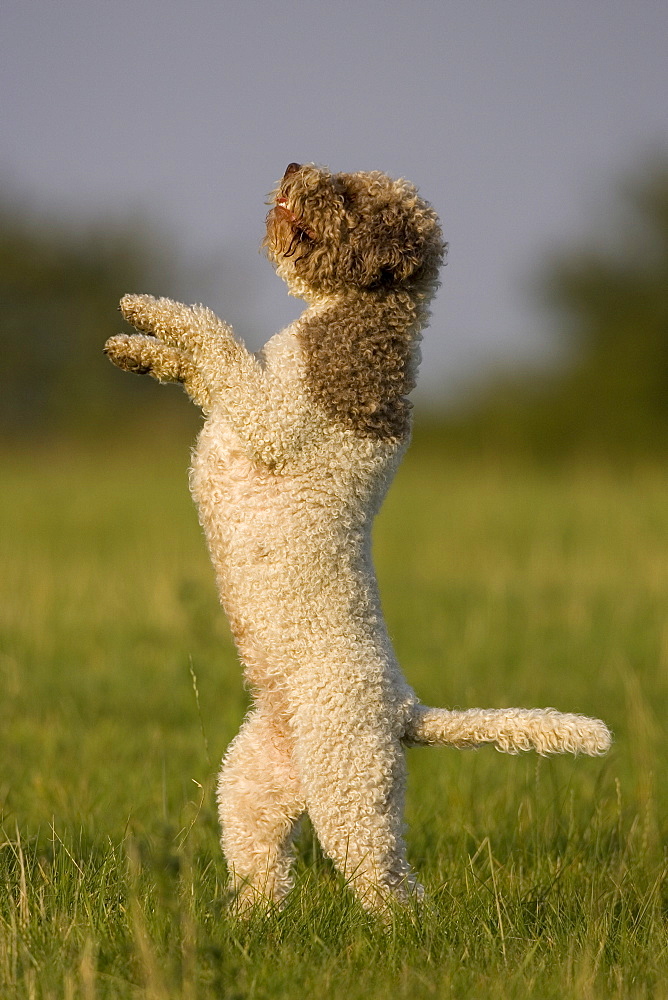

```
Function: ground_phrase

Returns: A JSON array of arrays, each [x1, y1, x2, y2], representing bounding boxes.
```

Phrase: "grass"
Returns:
[[1, 433, 667, 998]]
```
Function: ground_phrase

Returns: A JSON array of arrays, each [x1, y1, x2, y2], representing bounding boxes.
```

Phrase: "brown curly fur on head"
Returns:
[[264, 163, 446, 439], [264, 163, 446, 300]]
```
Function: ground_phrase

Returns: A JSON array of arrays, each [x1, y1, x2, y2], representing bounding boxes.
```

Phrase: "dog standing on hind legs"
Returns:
[[105, 162, 611, 915]]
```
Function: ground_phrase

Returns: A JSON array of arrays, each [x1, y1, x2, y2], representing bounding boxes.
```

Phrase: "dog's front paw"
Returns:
[[119, 293, 161, 334], [104, 333, 154, 374]]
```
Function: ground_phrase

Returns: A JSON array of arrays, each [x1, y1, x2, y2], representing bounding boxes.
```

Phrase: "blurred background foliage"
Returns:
[[1, 157, 667, 459], [434, 159, 668, 461], [0, 206, 198, 444]]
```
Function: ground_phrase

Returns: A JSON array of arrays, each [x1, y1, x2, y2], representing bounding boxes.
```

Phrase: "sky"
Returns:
[[3, 0, 667, 401]]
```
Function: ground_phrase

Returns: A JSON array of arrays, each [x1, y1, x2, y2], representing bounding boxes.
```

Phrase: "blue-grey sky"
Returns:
[[3, 0, 667, 400]]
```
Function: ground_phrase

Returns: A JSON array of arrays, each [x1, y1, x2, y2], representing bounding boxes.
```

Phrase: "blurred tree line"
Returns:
[[0, 205, 198, 444], [1, 159, 666, 456], [437, 159, 668, 460]]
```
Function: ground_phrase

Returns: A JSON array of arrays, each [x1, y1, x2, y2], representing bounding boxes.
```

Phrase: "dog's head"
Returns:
[[264, 163, 445, 300]]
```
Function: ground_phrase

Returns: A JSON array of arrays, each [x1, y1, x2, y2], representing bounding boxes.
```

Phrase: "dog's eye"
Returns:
[[284, 226, 315, 259], [298, 223, 316, 240]]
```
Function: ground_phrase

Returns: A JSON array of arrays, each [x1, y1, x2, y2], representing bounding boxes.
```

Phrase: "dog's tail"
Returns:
[[404, 704, 612, 756]]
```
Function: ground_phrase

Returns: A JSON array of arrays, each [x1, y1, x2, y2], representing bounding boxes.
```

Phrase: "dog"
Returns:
[[104, 162, 611, 913]]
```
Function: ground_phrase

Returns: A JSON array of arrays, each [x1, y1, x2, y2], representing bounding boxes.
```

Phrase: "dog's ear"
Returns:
[[341, 206, 433, 289]]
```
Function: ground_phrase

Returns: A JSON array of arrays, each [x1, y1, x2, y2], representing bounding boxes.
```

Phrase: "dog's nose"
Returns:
[[284, 162, 301, 178]]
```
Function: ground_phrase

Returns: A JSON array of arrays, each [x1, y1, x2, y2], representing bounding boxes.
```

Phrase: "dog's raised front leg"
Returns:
[[119, 294, 304, 469], [103, 333, 212, 410], [218, 709, 306, 914], [120, 294, 243, 370]]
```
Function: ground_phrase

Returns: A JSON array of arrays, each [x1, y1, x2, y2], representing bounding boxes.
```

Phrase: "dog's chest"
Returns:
[[190, 419, 279, 522]]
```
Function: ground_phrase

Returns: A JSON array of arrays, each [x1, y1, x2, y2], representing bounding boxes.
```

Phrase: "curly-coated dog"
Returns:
[[105, 162, 611, 914]]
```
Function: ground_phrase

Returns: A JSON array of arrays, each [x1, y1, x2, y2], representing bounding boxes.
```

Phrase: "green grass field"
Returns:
[[1, 437, 667, 998]]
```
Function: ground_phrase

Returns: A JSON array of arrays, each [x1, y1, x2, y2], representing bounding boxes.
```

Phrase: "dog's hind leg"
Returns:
[[218, 708, 306, 913], [292, 711, 422, 913]]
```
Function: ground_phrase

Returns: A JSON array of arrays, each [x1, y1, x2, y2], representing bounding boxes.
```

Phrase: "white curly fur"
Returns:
[[104, 163, 611, 914]]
